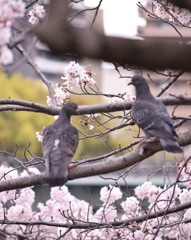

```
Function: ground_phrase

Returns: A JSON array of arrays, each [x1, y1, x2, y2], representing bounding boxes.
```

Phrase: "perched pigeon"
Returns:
[[128, 75, 182, 153], [42, 102, 79, 187]]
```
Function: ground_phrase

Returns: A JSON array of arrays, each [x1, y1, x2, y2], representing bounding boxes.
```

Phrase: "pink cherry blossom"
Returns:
[[28, 4, 45, 24], [0, 45, 13, 65], [135, 181, 161, 203], [7, 204, 33, 221], [121, 196, 140, 216], [144, 0, 191, 26], [0, 27, 11, 45], [36, 131, 43, 142], [100, 185, 123, 204], [14, 187, 35, 206]]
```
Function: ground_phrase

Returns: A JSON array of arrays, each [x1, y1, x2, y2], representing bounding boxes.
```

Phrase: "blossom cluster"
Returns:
[[62, 61, 96, 86], [0, 1, 46, 66], [37, 62, 97, 142], [109, 93, 135, 104], [1, 161, 191, 239], [79, 113, 101, 131], [28, 4, 45, 25], [47, 61, 96, 107], [0, 0, 25, 65], [145, 0, 191, 26]]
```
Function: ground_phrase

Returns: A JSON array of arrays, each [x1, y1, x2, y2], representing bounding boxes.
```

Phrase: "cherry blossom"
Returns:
[[46, 96, 53, 107], [54, 83, 70, 105], [0, 0, 26, 66], [14, 187, 35, 206], [88, 124, 94, 130], [0, 164, 191, 239], [0, 27, 11, 46], [179, 188, 191, 204], [93, 205, 117, 222], [0, 0, 25, 27], [36, 131, 44, 142], [7, 204, 33, 221], [109, 94, 135, 104], [0, 45, 13, 65], [144, 0, 191, 26], [62, 61, 96, 86], [28, 4, 45, 24], [9, 0, 25, 18], [46, 62, 96, 107], [121, 196, 140, 217], [50, 185, 75, 204], [135, 181, 162, 203], [100, 185, 122, 205], [20, 167, 41, 177]]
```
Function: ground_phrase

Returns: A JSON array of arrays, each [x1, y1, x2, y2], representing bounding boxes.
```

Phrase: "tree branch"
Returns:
[[167, 0, 191, 11], [16, 45, 57, 106], [0, 95, 191, 115], [0, 99, 50, 112], [38, 25, 191, 72], [0, 130, 190, 192], [0, 200, 191, 229]]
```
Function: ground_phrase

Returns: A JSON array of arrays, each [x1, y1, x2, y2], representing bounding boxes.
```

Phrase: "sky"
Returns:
[[85, 0, 145, 37]]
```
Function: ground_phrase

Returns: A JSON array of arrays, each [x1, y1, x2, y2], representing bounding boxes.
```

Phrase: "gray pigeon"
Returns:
[[42, 102, 79, 187], [129, 75, 182, 153]]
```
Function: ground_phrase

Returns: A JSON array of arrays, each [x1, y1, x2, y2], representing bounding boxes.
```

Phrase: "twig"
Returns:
[[15, 44, 56, 106]]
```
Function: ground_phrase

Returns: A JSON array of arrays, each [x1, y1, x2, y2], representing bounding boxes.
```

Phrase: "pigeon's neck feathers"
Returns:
[[56, 110, 71, 123], [135, 83, 153, 99]]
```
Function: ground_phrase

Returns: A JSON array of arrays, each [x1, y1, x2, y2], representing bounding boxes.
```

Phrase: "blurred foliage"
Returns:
[[0, 73, 53, 158], [0, 73, 135, 163]]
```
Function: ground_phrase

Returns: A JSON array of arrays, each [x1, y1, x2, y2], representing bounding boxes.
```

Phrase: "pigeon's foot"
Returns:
[[138, 137, 159, 156], [68, 164, 77, 169], [138, 137, 158, 148]]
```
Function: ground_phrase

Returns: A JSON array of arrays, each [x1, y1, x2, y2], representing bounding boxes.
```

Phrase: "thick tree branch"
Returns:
[[78, 95, 191, 115], [0, 130, 190, 192], [38, 25, 191, 72], [0, 95, 191, 115], [167, 0, 191, 11], [0, 99, 50, 112], [36, 0, 191, 72], [69, 130, 190, 180]]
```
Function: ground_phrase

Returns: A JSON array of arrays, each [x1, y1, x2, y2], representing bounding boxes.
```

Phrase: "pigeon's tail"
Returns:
[[43, 169, 68, 187], [160, 138, 182, 153], [44, 176, 68, 187], [44, 154, 69, 187]]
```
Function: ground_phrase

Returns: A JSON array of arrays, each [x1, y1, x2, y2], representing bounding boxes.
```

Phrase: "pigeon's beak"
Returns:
[[128, 81, 133, 86]]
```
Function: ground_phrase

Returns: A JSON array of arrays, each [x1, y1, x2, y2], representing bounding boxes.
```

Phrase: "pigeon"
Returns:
[[128, 75, 182, 153], [42, 102, 79, 187]]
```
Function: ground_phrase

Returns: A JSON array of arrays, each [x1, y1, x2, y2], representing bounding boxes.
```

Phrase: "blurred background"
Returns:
[[1, 0, 190, 209]]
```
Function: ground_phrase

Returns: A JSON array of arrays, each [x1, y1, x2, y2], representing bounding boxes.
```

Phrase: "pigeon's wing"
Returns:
[[132, 99, 174, 139], [42, 125, 61, 185], [132, 99, 182, 153], [146, 106, 178, 139], [43, 124, 56, 163], [43, 124, 78, 187]]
